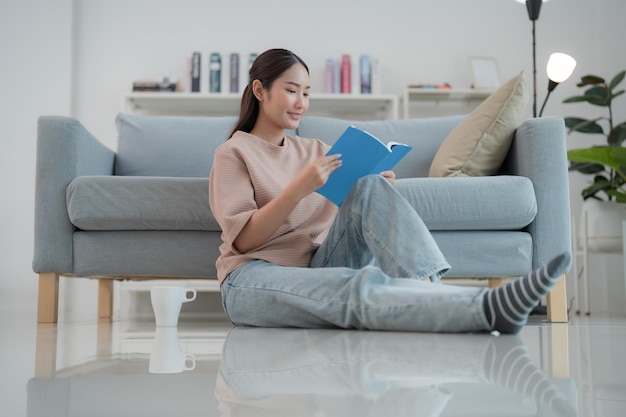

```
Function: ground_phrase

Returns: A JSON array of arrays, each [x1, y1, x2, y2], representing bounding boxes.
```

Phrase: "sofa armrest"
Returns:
[[500, 116, 572, 269], [33, 116, 115, 274]]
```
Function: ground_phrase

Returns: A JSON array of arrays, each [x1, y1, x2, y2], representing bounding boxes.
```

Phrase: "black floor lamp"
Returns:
[[516, 0, 577, 117], [516, 0, 545, 117]]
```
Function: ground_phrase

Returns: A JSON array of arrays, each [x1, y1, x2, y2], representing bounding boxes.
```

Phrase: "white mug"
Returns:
[[150, 286, 197, 327], [149, 326, 196, 374]]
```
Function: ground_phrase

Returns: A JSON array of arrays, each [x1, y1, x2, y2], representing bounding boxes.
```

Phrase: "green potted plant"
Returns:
[[564, 71, 626, 316], [565, 70, 626, 202]]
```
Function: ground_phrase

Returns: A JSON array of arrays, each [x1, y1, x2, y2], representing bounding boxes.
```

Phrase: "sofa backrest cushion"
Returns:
[[115, 113, 237, 177], [297, 116, 463, 178]]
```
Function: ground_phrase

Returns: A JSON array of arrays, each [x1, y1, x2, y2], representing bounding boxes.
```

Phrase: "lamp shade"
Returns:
[[546, 53, 577, 83]]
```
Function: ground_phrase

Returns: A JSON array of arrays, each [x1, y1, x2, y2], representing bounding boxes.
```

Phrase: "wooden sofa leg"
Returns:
[[547, 274, 568, 322], [37, 273, 59, 323], [98, 279, 113, 319], [488, 278, 505, 288]]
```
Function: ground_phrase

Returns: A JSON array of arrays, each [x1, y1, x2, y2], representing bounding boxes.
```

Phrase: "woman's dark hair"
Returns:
[[228, 48, 309, 138]]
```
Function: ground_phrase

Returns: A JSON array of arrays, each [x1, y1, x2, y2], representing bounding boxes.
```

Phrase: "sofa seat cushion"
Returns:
[[67, 176, 217, 231], [394, 176, 536, 231]]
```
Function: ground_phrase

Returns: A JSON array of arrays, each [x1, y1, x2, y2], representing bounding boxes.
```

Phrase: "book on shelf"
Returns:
[[371, 57, 381, 94], [316, 126, 412, 206], [132, 77, 178, 92], [248, 52, 258, 70], [209, 53, 221, 93], [341, 54, 351, 94], [332, 59, 340, 93], [191, 52, 201, 92], [325, 59, 334, 93], [230, 53, 239, 93], [360, 54, 371, 94], [324, 54, 378, 95]]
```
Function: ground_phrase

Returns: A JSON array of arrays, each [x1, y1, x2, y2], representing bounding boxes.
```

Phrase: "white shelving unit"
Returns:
[[402, 88, 495, 119], [123, 92, 400, 120]]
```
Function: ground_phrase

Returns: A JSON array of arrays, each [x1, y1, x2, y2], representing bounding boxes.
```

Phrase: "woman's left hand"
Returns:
[[380, 170, 396, 185]]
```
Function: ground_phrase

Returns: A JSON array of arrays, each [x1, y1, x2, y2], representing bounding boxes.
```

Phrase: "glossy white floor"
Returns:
[[2, 297, 626, 417]]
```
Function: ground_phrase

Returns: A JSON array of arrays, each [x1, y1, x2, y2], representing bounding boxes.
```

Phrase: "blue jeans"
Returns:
[[221, 175, 490, 332]]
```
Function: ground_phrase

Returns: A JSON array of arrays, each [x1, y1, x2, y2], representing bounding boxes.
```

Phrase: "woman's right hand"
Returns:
[[292, 154, 343, 198]]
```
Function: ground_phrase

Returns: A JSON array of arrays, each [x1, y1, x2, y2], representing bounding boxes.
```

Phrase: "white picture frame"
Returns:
[[468, 56, 501, 89]]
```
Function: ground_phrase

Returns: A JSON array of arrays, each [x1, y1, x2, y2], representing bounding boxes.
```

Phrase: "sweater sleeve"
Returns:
[[209, 145, 256, 253]]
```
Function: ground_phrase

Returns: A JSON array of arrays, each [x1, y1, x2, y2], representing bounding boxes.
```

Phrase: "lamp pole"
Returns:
[[525, 0, 543, 117]]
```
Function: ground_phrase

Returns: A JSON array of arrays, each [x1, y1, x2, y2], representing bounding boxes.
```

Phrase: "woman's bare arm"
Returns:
[[233, 154, 342, 253]]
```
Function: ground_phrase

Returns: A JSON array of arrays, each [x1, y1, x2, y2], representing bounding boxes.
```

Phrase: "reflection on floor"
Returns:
[[2, 306, 626, 417]]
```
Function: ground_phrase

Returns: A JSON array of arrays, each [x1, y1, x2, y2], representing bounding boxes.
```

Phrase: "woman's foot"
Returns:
[[483, 252, 571, 334]]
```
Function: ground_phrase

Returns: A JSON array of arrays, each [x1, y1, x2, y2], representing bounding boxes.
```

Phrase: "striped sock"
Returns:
[[483, 252, 571, 334]]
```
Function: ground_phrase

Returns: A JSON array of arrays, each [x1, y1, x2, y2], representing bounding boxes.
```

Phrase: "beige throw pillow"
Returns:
[[429, 71, 529, 177]]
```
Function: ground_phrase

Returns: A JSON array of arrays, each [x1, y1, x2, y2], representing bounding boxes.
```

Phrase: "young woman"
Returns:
[[209, 48, 570, 334]]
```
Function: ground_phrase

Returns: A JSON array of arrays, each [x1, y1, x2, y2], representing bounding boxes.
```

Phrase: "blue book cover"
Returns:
[[316, 126, 412, 206]]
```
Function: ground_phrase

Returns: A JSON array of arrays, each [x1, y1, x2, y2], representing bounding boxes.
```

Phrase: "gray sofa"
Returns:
[[33, 113, 571, 323]]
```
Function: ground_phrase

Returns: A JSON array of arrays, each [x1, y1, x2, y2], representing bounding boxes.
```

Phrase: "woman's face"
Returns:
[[257, 63, 310, 132]]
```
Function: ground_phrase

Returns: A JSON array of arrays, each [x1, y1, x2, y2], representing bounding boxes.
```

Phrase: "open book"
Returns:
[[316, 126, 412, 206]]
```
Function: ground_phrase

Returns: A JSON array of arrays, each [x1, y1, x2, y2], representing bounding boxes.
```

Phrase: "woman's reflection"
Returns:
[[215, 328, 576, 417]]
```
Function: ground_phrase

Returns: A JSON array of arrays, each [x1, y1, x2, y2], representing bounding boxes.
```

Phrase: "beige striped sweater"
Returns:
[[209, 131, 338, 283]]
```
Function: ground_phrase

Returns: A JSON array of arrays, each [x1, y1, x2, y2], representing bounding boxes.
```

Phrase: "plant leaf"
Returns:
[[563, 95, 590, 103], [568, 161, 605, 174], [568, 147, 621, 170], [610, 70, 626, 90], [606, 188, 626, 203], [609, 146, 626, 167], [564, 117, 604, 134], [577, 75, 605, 86], [611, 192, 626, 203], [612, 122, 626, 145], [581, 180, 611, 200], [584, 86, 610, 106]]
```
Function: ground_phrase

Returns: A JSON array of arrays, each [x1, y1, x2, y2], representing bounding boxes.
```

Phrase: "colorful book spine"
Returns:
[[332, 59, 341, 93], [360, 54, 371, 94], [248, 52, 258, 70], [191, 52, 201, 93], [325, 59, 334, 93], [246, 53, 258, 87], [371, 57, 381, 94], [230, 53, 239, 93], [209, 53, 221, 93], [341, 54, 351, 94]]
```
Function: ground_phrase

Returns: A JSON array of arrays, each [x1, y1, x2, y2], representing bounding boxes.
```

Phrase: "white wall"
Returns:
[[1, 0, 625, 316], [0, 0, 73, 311]]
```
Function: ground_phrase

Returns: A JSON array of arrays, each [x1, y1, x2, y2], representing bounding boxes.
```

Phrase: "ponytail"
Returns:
[[228, 84, 258, 138]]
